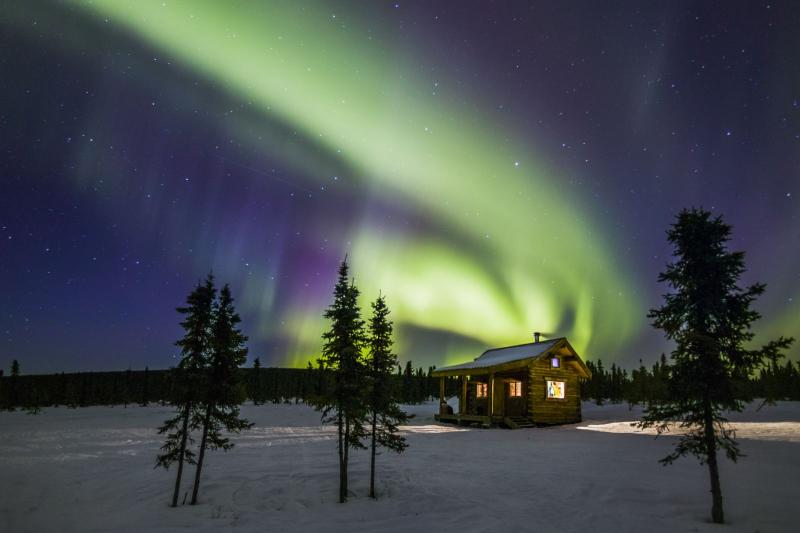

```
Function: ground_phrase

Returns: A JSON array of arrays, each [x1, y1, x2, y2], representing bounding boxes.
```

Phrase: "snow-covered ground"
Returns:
[[1, 400, 799, 533]]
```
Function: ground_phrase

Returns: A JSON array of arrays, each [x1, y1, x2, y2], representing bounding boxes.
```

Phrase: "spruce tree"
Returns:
[[639, 208, 793, 524], [365, 295, 408, 499], [10, 359, 19, 377], [252, 357, 262, 405], [316, 259, 367, 503], [628, 360, 649, 408], [156, 275, 215, 508], [190, 284, 253, 505], [402, 361, 413, 403]]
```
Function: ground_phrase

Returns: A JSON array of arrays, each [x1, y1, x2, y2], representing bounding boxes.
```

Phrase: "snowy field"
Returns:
[[1, 400, 799, 533]]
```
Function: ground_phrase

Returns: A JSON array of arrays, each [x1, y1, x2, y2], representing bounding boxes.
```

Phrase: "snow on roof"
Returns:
[[436, 338, 563, 372]]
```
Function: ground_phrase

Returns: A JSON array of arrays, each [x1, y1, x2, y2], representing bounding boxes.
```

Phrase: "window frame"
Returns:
[[546, 379, 566, 399]]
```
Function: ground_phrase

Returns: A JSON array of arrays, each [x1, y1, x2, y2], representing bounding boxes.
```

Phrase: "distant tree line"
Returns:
[[5, 354, 798, 413], [0, 363, 448, 412], [0, 367, 169, 411], [580, 356, 800, 405]]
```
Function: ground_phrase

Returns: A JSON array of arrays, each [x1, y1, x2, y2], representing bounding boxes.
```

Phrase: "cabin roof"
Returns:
[[433, 337, 565, 374]]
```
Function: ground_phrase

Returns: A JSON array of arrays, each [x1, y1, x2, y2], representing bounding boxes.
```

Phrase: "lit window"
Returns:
[[551, 357, 560, 368], [509, 381, 522, 397], [476, 382, 488, 398], [546, 380, 565, 399]]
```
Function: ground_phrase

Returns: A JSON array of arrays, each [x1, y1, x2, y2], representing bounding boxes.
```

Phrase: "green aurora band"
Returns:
[[70, 1, 646, 366]]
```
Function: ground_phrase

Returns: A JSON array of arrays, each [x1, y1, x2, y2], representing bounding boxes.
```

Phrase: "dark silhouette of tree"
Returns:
[[315, 259, 367, 503], [627, 360, 649, 408], [365, 294, 408, 499], [3, 360, 20, 411], [402, 361, 413, 403], [758, 359, 800, 400], [649, 354, 670, 403], [156, 275, 215, 508], [123, 367, 132, 408], [252, 357, 262, 405], [639, 208, 794, 524], [414, 367, 425, 400], [583, 359, 608, 404], [190, 284, 252, 505], [140, 366, 150, 407]]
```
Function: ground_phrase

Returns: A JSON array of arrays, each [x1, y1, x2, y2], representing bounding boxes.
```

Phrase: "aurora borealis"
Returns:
[[1, 2, 798, 373]]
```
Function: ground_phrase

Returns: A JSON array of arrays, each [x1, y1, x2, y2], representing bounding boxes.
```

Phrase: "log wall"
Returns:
[[528, 357, 582, 424]]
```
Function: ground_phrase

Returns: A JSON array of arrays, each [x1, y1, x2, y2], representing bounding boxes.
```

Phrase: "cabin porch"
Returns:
[[434, 369, 532, 428]]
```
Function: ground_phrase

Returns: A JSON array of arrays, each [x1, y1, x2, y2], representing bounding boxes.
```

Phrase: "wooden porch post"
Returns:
[[488, 372, 495, 419], [439, 377, 445, 410], [460, 376, 468, 414]]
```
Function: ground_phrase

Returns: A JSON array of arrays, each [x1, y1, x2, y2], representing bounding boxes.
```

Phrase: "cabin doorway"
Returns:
[[503, 379, 526, 417]]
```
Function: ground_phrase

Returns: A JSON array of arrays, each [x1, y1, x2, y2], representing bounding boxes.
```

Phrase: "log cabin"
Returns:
[[432, 335, 591, 428]]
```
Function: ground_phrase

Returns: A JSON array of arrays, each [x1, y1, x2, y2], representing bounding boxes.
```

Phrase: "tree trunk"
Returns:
[[191, 402, 213, 505], [171, 401, 192, 507], [703, 396, 724, 524], [342, 416, 350, 503], [369, 410, 377, 499], [338, 408, 345, 503]]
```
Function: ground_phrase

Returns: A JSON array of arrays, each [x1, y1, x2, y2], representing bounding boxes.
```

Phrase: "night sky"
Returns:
[[1, 1, 798, 374]]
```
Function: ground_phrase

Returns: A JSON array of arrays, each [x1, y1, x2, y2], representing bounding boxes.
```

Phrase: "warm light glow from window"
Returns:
[[509, 381, 522, 397], [546, 380, 565, 399], [476, 382, 488, 398]]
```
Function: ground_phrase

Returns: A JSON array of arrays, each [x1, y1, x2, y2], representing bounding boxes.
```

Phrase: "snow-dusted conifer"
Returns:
[[366, 294, 407, 499], [640, 208, 794, 524], [316, 259, 367, 503], [190, 284, 252, 505], [156, 275, 215, 507]]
